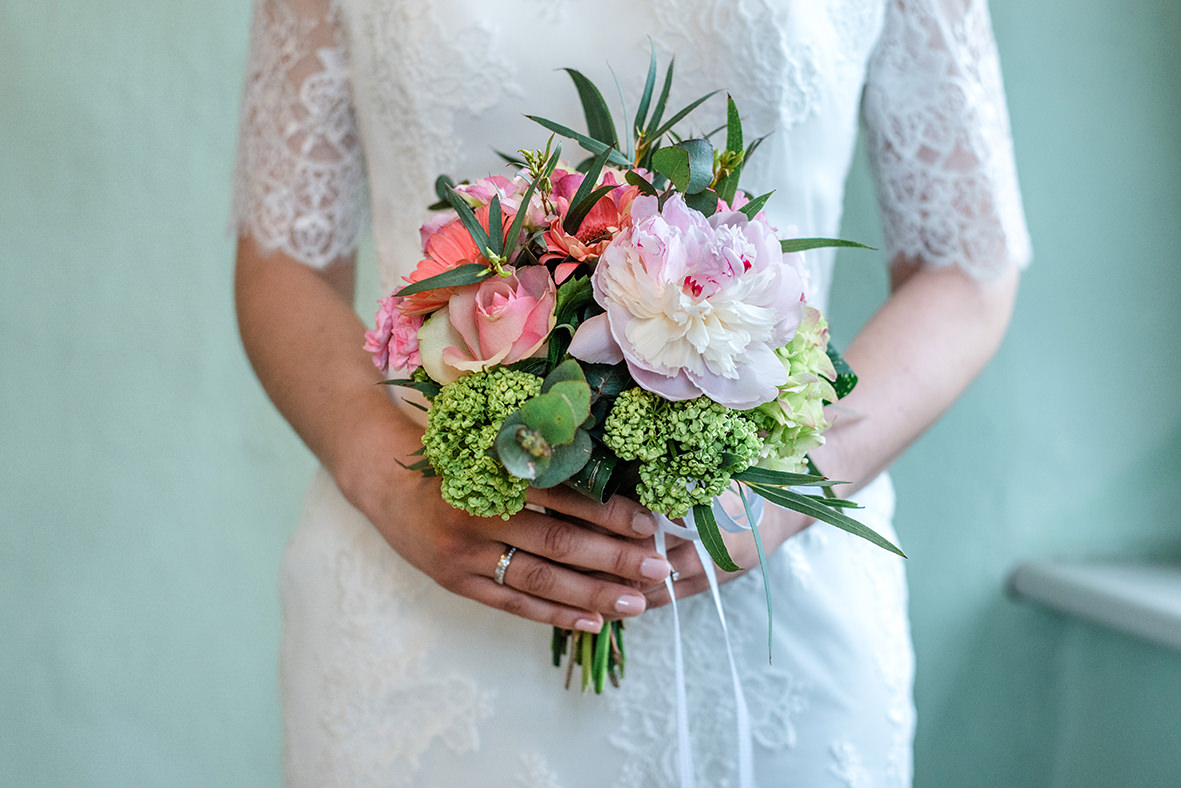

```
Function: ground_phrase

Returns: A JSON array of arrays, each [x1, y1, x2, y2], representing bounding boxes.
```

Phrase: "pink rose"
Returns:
[[417, 267, 556, 384], [363, 295, 423, 374]]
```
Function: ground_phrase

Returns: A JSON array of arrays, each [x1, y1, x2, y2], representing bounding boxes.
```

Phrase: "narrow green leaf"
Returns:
[[563, 184, 617, 237], [607, 64, 632, 160], [444, 185, 492, 257], [725, 94, 743, 155], [563, 142, 613, 234], [394, 263, 490, 297], [802, 494, 863, 509], [502, 173, 542, 263], [693, 503, 742, 572], [487, 194, 504, 257], [737, 485, 773, 660], [780, 237, 876, 253], [378, 377, 442, 398], [495, 150, 526, 167], [625, 170, 658, 196], [732, 467, 839, 487], [747, 485, 906, 557], [645, 59, 676, 138], [562, 68, 618, 149], [634, 44, 658, 135], [738, 191, 774, 220], [527, 115, 631, 167], [592, 623, 610, 693], [650, 91, 721, 141]]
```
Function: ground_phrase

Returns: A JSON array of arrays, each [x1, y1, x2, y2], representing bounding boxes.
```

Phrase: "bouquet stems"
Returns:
[[552, 621, 626, 693]]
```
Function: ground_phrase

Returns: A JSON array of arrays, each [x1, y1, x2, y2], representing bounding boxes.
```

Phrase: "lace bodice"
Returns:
[[233, 0, 1031, 293]]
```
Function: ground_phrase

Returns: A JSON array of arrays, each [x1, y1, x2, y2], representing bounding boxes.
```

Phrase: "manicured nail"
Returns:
[[615, 594, 646, 614], [640, 557, 671, 581], [574, 618, 602, 633], [632, 512, 658, 536]]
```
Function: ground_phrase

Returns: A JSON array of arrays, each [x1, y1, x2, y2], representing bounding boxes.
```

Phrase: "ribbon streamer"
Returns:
[[655, 500, 757, 788]]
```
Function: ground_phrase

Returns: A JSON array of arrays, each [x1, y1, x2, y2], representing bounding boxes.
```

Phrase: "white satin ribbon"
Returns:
[[654, 496, 758, 788]]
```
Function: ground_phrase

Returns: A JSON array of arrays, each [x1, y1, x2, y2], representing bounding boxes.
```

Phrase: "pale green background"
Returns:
[[2, 1, 1179, 786]]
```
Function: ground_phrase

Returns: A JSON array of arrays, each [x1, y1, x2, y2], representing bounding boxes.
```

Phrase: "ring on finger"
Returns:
[[670, 568, 681, 582], [494, 546, 518, 586]]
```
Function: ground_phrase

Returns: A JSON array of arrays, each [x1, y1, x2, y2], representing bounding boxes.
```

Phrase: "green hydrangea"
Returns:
[[752, 306, 838, 473], [603, 389, 762, 518], [422, 367, 543, 519]]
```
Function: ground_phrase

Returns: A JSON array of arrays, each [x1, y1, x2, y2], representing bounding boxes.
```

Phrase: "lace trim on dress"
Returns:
[[863, 0, 1032, 278], [231, 0, 366, 269]]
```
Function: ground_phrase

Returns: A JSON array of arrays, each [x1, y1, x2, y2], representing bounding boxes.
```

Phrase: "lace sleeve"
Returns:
[[862, 0, 1032, 278], [231, 0, 366, 269]]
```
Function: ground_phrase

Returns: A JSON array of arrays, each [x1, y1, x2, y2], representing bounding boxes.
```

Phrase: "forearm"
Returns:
[[233, 237, 416, 509], [809, 260, 1020, 495]]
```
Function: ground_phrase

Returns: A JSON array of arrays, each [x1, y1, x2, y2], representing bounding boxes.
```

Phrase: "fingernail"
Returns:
[[640, 557, 671, 581], [615, 594, 646, 614], [574, 618, 602, 633], [632, 512, 657, 536]]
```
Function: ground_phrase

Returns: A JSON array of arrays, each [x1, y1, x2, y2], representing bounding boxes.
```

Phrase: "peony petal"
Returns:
[[568, 313, 624, 364], [628, 363, 702, 401], [690, 343, 787, 409]]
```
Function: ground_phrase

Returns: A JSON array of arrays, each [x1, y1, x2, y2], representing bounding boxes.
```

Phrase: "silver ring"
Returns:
[[494, 546, 518, 586], [670, 569, 681, 582]]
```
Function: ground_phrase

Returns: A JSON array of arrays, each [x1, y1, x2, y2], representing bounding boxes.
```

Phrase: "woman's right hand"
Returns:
[[341, 419, 671, 633]]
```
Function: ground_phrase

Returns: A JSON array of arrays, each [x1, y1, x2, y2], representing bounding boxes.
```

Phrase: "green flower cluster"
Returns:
[[603, 388, 762, 517], [751, 306, 838, 473], [422, 367, 543, 519]]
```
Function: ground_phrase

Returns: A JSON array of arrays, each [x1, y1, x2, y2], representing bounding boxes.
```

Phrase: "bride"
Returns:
[[232, 0, 1029, 785]]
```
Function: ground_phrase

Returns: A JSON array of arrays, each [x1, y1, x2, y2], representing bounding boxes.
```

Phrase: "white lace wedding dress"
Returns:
[[233, 1, 1031, 785]]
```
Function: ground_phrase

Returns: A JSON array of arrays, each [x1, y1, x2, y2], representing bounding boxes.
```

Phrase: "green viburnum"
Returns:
[[422, 367, 544, 519], [750, 306, 839, 473], [603, 389, 762, 518]]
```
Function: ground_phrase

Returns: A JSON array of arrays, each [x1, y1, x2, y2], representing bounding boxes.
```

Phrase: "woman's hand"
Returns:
[[342, 425, 672, 634], [642, 501, 810, 609]]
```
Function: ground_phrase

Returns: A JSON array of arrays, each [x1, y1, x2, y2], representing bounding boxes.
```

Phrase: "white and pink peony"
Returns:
[[568, 194, 805, 410]]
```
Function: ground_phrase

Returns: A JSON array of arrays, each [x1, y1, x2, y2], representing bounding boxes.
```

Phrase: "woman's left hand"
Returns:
[[642, 500, 810, 608]]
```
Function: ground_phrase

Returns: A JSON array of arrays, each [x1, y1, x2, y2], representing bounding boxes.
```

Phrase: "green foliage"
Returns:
[[603, 389, 763, 518], [422, 368, 544, 519]]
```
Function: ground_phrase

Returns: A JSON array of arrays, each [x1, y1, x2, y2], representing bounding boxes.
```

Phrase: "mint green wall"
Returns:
[[2, 1, 1178, 787]]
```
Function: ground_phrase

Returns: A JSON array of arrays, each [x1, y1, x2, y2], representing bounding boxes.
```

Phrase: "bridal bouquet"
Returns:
[[365, 55, 903, 693]]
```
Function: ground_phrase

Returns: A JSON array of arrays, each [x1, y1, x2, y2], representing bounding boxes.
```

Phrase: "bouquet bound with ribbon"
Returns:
[[364, 53, 904, 695]]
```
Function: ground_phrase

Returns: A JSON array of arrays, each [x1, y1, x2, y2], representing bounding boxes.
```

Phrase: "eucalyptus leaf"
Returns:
[[530, 430, 593, 489], [582, 363, 632, 401], [520, 392, 579, 445], [542, 358, 587, 390], [496, 417, 547, 481], [526, 115, 631, 167], [652, 138, 713, 194], [780, 237, 875, 253], [562, 68, 618, 149], [683, 188, 719, 217], [548, 380, 592, 422], [748, 484, 906, 557], [693, 503, 742, 572], [394, 263, 490, 298]]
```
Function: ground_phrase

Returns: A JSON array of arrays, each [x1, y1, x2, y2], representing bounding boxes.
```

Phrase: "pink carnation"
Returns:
[[364, 295, 423, 374]]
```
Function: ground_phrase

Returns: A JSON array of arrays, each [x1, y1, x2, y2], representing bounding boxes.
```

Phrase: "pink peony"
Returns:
[[568, 194, 805, 409], [417, 267, 556, 384], [364, 295, 423, 374]]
